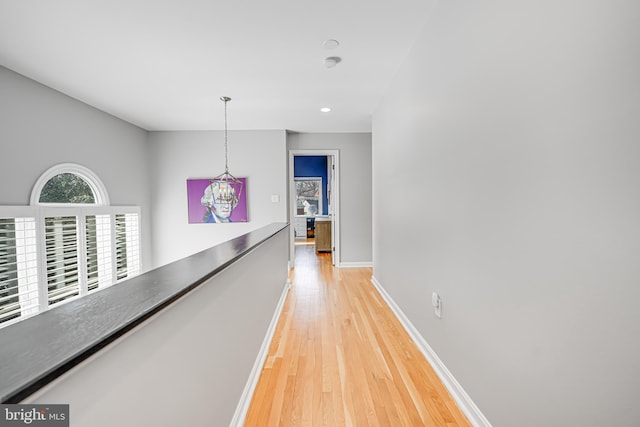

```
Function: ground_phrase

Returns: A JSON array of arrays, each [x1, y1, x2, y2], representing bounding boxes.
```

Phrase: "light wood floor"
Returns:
[[244, 245, 471, 427]]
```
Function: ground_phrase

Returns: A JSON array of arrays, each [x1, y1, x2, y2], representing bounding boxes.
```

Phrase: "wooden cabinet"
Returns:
[[315, 219, 332, 253]]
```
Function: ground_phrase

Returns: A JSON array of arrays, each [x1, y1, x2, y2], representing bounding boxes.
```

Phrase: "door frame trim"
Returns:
[[288, 149, 340, 267]]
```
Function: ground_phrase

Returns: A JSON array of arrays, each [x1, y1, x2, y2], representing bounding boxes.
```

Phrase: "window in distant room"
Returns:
[[295, 177, 322, 216]]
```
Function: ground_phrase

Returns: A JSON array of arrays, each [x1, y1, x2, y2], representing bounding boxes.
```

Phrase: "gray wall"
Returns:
[[1, 64, 290, 270], [148, 130, 288, 266], [373, 1, 640, 426], [0, 66, 152, 270], [287, 132, 372, 265]]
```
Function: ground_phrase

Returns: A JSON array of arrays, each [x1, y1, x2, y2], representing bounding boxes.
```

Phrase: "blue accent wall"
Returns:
[[294, 156, 328, 215]]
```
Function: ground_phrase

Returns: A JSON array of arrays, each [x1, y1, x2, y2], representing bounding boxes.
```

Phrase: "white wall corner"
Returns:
[[229, 280, 290, 427], [370, 276, 492, 427]]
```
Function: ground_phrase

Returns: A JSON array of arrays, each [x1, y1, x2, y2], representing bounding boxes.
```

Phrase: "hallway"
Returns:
[[244, 244, 470, 426]]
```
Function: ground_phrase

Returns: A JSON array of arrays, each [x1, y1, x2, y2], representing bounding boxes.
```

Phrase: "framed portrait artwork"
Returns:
[[186, 178, 248, 223]]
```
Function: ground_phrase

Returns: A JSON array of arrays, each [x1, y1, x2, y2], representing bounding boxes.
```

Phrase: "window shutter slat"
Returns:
[[114, 213, 140, 281], [45, 216, 80, 306], [86, 214, 112, 291], [0, 217, 39, 326]]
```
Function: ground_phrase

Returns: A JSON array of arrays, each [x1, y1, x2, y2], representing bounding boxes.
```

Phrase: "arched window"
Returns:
[[30, 163, 110, 206], [39, 173, 96, 204], [0, 164, 139, 328]]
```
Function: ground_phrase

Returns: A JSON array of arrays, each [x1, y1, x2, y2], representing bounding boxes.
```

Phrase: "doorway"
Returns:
[[289, 150, 339, 267]]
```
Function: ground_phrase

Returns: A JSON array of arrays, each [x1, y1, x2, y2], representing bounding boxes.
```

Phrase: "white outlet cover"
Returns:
[[432, 292, 442, 319]]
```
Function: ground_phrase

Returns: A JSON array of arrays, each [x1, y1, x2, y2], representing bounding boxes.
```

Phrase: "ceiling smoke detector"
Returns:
[[322, 39, 340, 50], [324, 56, 342, 69]]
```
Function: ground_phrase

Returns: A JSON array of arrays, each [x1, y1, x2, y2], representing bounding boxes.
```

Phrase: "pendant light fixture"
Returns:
[[208, 96, 243, 221]]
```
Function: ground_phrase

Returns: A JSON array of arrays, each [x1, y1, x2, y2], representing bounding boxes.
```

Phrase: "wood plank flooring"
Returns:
[[244, 245, 471, 427]]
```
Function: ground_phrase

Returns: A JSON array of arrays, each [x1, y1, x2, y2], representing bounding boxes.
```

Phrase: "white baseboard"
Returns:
[[230, 280, 291, 427], [370, 276, 492, 427], [338, 261, 373, 268]]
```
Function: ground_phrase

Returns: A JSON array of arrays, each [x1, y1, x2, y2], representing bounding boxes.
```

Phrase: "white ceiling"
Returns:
[[0, 0, 433, 132]]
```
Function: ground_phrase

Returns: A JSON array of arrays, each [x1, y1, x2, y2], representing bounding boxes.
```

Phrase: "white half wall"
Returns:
[[287, 132, 372, 265], [0, 65, 152, 271], [148, 130, 288, 266], [24, 227, 289, 427], [373, 1, 640, 426]]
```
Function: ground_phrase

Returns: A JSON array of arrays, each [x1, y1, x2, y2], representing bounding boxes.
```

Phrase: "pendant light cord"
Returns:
[[221, 96, 231, 174]]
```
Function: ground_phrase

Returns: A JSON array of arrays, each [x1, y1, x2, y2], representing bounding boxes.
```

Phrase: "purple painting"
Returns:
[[187, 178, 248, 223]]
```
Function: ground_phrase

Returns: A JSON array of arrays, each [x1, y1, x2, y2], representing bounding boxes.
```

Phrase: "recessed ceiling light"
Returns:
[[323, 39, 340, 50], [320, 107, 332, 113]]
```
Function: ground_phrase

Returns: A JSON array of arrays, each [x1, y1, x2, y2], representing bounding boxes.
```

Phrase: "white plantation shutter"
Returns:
[[0, 207, 141, 329], [14, 218, 39, 317], [86, 214, 113, 292], [85, 215, 100, 292], [124, 213, 140, 277], [115, 213, 140, 281], [44, 216, 80, 305], [0, 218, 21, 324], [0, 217, 39, 325]]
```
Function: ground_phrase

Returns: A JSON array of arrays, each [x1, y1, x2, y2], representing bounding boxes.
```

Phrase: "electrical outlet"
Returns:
[[432, 292, 442, 319]]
